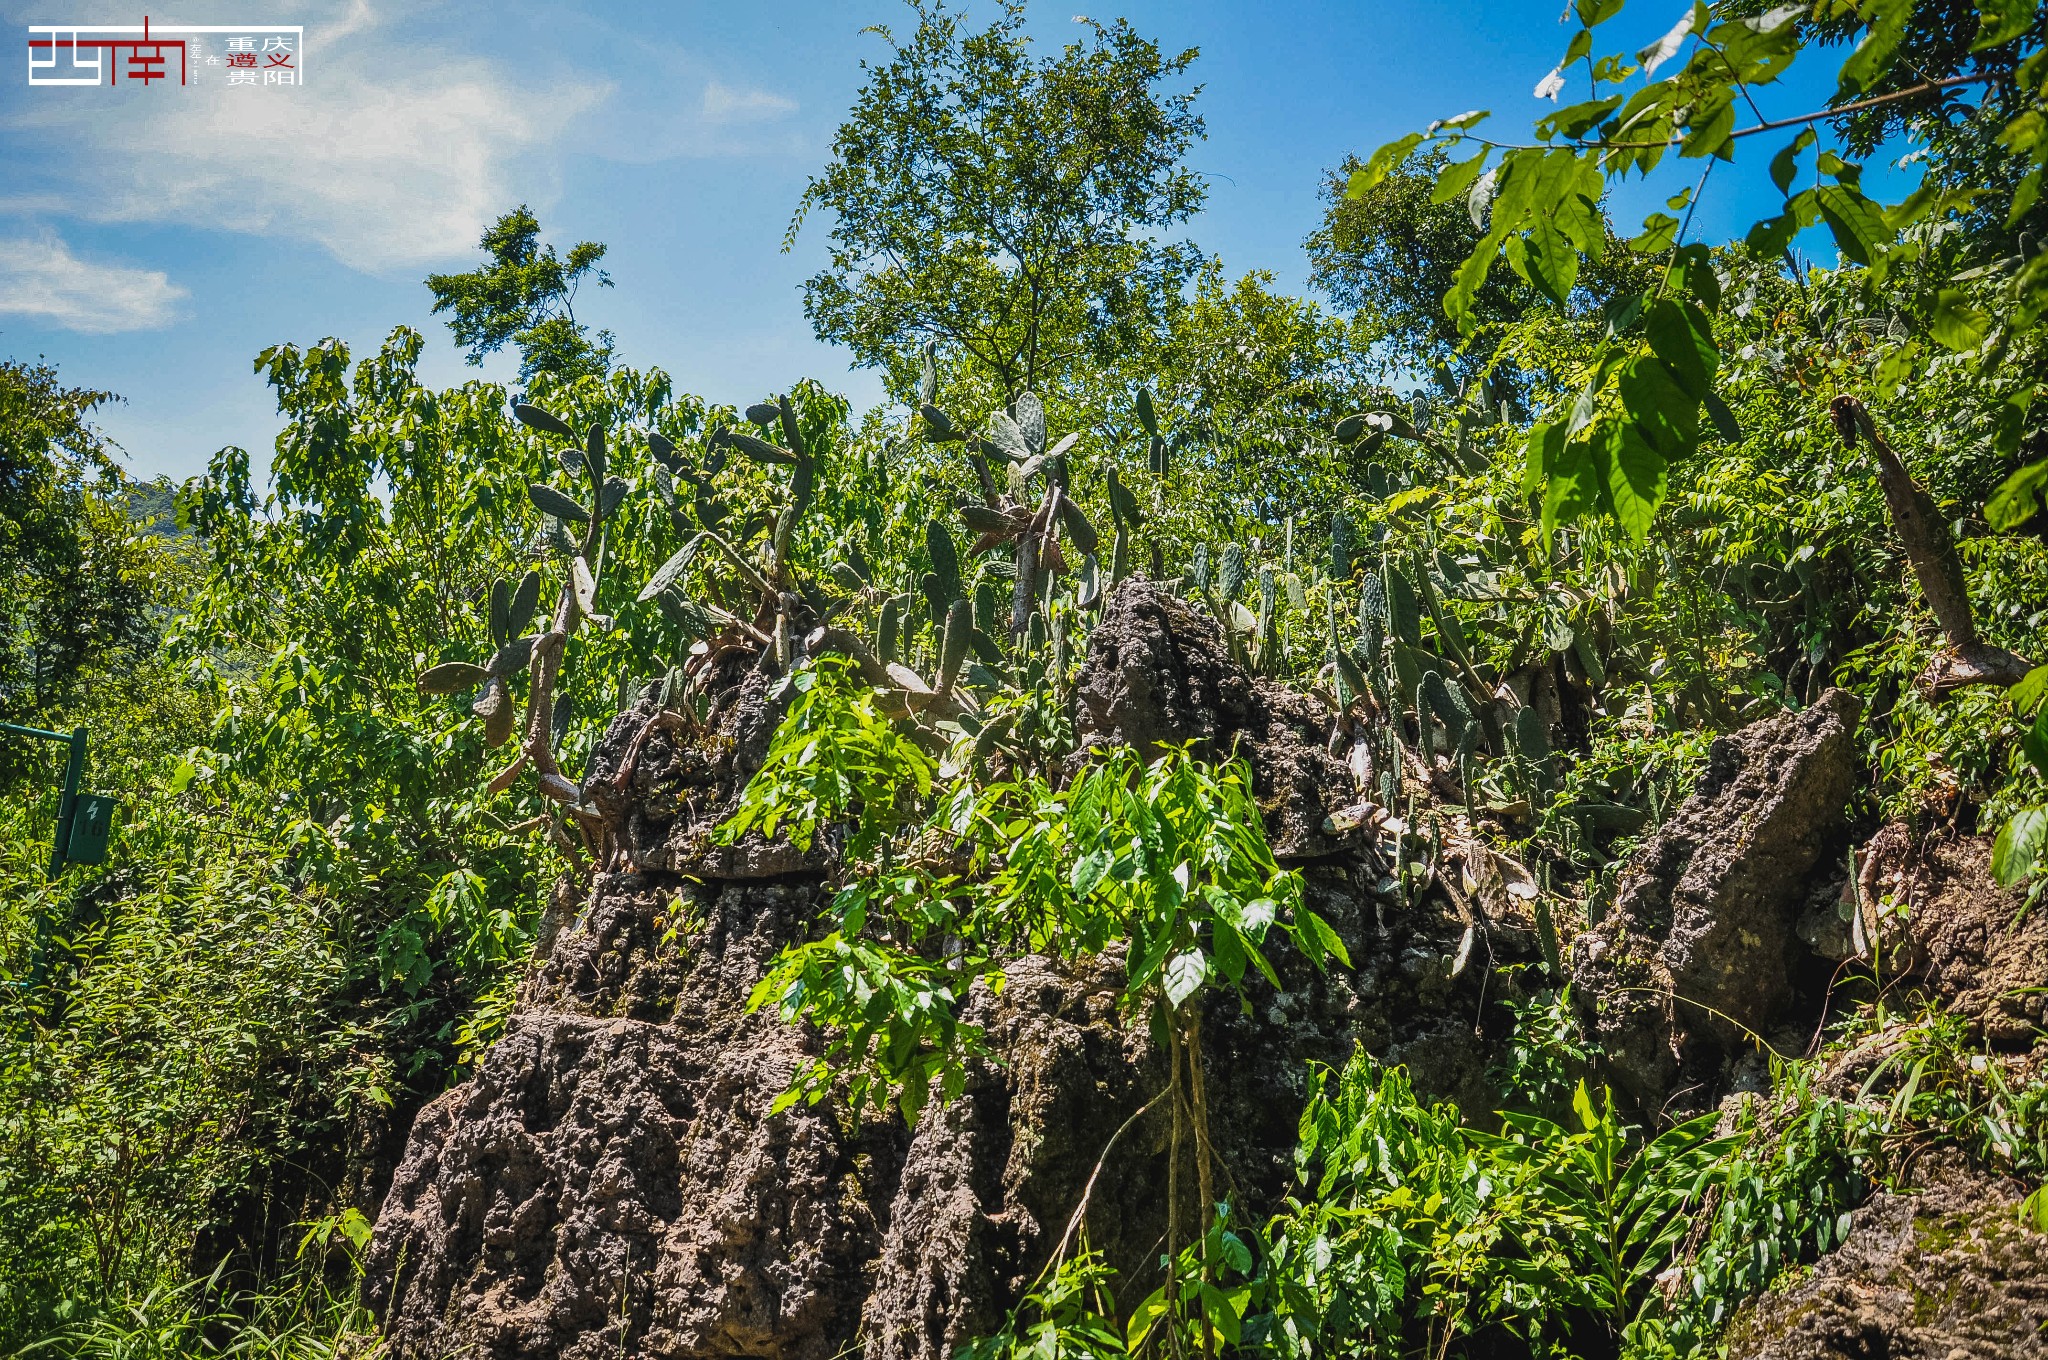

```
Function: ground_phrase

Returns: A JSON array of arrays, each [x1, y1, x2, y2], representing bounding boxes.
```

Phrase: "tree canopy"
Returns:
[[424, 206, 615, 383], [793, 0, 1207, 404]]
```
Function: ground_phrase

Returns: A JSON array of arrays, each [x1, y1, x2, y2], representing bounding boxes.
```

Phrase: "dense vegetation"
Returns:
[[4, 0, 2047, 1354]]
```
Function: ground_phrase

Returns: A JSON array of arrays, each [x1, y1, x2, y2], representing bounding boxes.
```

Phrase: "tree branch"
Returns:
[[1830, 395, 2033, 698]]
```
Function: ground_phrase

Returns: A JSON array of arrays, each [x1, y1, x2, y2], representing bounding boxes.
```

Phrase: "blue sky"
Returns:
[[1, 0, 1876, 482]]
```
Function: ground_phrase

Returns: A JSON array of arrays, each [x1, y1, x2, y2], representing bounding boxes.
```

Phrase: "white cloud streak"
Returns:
[[701, 79, 797, 127], [0, 232, 187, 333]]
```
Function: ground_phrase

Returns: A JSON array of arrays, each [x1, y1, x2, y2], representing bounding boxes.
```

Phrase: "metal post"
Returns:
[[1, 721, 89, 998], [50, 728, 86, 878], [1, 719, 89, 878]]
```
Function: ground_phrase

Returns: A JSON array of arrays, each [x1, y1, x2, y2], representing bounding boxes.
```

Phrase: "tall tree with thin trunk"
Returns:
[[791, 0, 1207, 405]]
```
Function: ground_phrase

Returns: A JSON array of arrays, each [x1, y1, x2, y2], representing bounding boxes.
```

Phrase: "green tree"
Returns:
[[0, 361, 162, 738], [1308, 150, 1533, 377], [424, 206, 615, 383], [1308, 150, 1654, 385], [792, 0, 1207, 403], [1749, 0, 2048, 251]]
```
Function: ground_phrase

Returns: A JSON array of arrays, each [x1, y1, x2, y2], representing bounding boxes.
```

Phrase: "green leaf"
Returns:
[[1575, 0, 1624, 25], [1644, 298, 1716, 399], [1572, 1078, 1600, 1132], [1703, 389, 1744, 443], [1541, 95, 1625, 141], [1445, 228, 1508, 334], [1069, 847, 1111, 901], [2025, 710, 2048, 781], [1542, 433, 1605, 537], [1347, 132, 1426, 199], [1429, 151, 1491, 206], [2012, 167, 2043, 228], [1973, 0, 2038, 49], [1987, 458, 2048, 531], [1630, 212, 1681, 254], [1680, 96, 1736, 160], [1603, 418, 1668, 542], [1746, 212, 1799, 258], [1507, 217, 1581, 307], [1221, 1231, 1254, 1274], [1931, 288, 1991, 351], [1164, 949, 1208, 1008], [1993, 806, 2048, 888], [1770, 127, 1816, 193], [1618, 351, 1699, 458], [1523, 420, 1567, 497], [1839, 0, 1910, 93], [1300, 908, 1351, 969], [2012, 666, 2048, 716], [1813, 184, 1892, 267]]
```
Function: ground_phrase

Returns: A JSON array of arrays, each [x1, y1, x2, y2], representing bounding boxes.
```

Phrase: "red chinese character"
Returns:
[[126, 44, 167, 83], [265, 52, 294, 69], [227, 52, 256, 68]]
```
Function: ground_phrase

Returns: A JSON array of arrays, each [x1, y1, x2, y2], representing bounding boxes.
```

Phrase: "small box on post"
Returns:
[[67, 794, 114, 866], [0, 721, 106, 876]]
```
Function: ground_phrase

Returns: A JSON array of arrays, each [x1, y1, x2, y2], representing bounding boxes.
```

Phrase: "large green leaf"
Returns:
[[1541, 432, 1605, 536], [1930, 289, 1991, 352], [1602, 419, 1668, 543], [1163, 948, 1208, 1007], [1814, 184, 1892, 266], [1993, 806, 2048, 888], [1838, 0, 1910, 93], [1348, 132, 1426, 198], [1617, 352, 1699, 459], [1769, 128, 1816, 194], [2025, 710, 2048, 781], [1987, 458, 2048, 531], [1643, 298, 1716, 399], [1972, 0, 2038, 49]]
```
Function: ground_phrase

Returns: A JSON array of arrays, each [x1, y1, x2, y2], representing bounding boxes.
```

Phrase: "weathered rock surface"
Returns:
[[367, 580, 1514, 1360], [1572, 689, 1862, 1111], [1853, 822, 2048, 1048], [1072, 579, 1367, 860], [1722, 1159, 2048, 1360]]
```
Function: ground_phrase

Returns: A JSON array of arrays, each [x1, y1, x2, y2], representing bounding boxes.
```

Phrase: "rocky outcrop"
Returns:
[[1071, 579, 1369, 860], [1722, 1159, 2048, 1360], [1572, 689, 1862, 1112], [1845, 822, 2048, 1048], [366, 580, 1512, 1359]]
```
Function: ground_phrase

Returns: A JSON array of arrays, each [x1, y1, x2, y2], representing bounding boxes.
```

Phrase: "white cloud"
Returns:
[[4, 3, 606, 274], [701, 79, 797, 127], [0, 232, 187, 333]]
